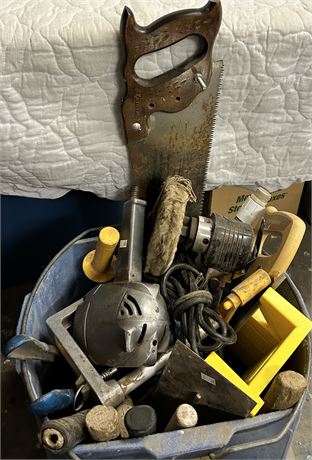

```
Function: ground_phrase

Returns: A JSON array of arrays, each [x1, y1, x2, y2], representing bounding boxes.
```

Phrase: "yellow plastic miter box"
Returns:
[[210, 183, 304, 218], [205, 287, 312, 417]]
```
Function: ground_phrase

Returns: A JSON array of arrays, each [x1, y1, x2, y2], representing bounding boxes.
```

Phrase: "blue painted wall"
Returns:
[[1, 192, 123, 287]]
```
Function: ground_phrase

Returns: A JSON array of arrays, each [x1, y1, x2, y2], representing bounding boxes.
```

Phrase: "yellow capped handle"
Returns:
[[83, 227, 120, 283], [218, 269, 271, 322]]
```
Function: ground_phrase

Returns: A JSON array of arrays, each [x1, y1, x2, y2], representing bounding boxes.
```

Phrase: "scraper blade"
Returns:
[[155, 340, 257, 418]]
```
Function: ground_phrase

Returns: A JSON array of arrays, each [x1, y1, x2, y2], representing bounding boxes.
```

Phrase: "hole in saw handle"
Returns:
[[120, 1, 222, 143]]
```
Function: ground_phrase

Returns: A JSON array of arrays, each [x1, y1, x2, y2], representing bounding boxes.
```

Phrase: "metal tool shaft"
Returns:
[[119, 349, 172, 394], [115, 195, 146, 282]]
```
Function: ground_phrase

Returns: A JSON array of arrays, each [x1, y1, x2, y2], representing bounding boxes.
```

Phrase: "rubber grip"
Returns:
[[29, 389, 74, 416]]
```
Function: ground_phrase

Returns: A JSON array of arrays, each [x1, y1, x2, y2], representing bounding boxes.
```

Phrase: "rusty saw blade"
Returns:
[[121, 1, 223, 216]]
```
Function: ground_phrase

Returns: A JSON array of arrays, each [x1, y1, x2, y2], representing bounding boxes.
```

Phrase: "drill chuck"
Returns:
[[184, 213, 255, 273]]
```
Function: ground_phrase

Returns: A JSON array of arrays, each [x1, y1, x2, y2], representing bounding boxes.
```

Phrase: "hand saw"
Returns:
[[121, 1, 223, 216]]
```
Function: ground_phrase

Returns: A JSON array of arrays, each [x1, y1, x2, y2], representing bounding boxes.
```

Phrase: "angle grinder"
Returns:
[[73, 195, 171, 368]]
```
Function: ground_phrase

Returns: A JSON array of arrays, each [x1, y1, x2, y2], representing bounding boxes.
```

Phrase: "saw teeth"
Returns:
[[200, 61, 224, 217]]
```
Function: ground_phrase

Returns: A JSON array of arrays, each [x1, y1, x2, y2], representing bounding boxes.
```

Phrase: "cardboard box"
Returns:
[[210, 183, 304, 218]]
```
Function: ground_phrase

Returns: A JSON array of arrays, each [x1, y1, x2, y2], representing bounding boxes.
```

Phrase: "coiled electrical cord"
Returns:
[[160, 263, 237, 356]]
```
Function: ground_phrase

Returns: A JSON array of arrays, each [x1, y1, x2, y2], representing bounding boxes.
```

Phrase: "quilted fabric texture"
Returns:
[[1, 0, 312, 199]]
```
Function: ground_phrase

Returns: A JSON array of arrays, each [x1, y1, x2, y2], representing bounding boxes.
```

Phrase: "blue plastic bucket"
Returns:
[[16, 230, 311, 459]]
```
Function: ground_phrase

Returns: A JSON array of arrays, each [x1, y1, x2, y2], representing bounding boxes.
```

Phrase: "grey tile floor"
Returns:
[[1, 227, 311, 459]]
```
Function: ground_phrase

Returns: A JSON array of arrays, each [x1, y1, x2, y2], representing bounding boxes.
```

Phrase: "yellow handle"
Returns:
[[247, 208, 306, 279], [218, 269, 271, 322], [83, 227, 120, 283]]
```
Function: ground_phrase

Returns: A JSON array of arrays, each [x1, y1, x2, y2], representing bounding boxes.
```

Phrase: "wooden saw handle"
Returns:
[[120, 1, 222, 143], [247, 207, 306, 279]]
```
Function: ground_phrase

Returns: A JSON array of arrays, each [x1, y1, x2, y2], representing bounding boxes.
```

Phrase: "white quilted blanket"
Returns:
[[1, 0, 312, 199]]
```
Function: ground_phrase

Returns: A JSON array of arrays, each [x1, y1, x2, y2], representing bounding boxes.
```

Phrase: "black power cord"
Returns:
[[160, 263, 237, 356]]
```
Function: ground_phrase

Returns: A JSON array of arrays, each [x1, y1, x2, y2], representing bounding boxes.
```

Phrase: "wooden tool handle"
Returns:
[[165, 404, 198, 432], [86, 406, 120, 442], [121, 1, 221, 143], [82, 226, 119, 283], [247, 208, 306, 279], [263, 371, 307, 411], [41, 410, 89, 454], [219, 269, 271, 322]]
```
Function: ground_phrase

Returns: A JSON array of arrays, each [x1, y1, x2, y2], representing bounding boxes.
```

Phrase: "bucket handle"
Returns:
[[67, 399, 302, 460], [209, 395, 304, 458]]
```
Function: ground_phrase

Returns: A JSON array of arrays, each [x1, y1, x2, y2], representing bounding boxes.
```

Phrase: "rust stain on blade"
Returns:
[[128, 61, 223, 216]]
